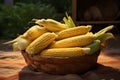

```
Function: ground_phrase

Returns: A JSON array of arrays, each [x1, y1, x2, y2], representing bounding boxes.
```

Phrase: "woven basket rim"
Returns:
[[21, 50, 100, 59]]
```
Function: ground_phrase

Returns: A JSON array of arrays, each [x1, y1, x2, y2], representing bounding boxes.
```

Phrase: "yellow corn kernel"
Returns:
[[56, 25, 92, 40], [26, 32, 57, 54], [22, 25, 48, 41], [50, 33, 95, 48], [35, 19, 68, 32], [40, 47, 90, 57]]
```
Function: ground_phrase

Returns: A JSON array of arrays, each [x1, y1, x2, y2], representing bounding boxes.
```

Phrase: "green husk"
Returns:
[[3, 35, 23, 44], [85, 40, 101, 55], [94, 25, 114, 39], [63, 12, 76, 28]]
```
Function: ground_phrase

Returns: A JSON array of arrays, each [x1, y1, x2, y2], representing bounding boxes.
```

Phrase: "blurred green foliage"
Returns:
[[0, 0, 72, 39], [0, 3, 57, 39], [14, 0, 72, 13]]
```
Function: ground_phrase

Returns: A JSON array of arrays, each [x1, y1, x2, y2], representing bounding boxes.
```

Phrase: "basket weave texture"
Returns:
[[21, 50, 100, 74]]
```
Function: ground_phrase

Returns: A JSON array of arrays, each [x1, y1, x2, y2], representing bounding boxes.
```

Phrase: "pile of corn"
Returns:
[[4, 17, 115, 58]]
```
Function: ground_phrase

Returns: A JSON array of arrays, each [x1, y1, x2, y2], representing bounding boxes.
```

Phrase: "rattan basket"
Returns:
[[21, 50, 100, 74]]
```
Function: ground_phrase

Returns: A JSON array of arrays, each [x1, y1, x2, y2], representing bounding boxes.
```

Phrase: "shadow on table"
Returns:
[[81, 64, 120, 80], [18, 64, 120, 80]]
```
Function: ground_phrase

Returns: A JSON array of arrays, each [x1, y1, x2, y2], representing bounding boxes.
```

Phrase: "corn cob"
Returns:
[[35, 19, 68, 32], [50, 33, 95, 48], [13, 38, 31, 50], [40, 47, 90, 57], [22, 25, 48, 41], [56, 25, 92, 40], [3, 25, 48, 44], [26, 32, 57, 54]]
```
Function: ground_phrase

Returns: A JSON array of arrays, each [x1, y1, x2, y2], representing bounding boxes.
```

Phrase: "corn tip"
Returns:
[[82, 48, 91, 54]]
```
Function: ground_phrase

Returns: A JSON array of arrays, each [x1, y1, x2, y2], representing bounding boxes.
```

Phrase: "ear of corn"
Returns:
[[3, 25, 48, 44], [40, 47, 90, 57], [12, 38, 31, 51], [22, 25, 48, 41], [56, 25, 92, 40], [50, 33, 95, 48], [4, 35, 31, 50], [35, 19, 68, 32], [26, 32, 57, 55]]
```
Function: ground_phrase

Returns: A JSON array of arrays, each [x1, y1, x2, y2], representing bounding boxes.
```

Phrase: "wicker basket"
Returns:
[[21, 50, 100, 74]]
